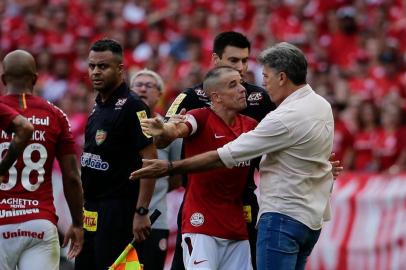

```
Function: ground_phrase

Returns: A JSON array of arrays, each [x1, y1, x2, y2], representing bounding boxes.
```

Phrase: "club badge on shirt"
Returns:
[[95, 129, 107, 145], [190, 212, 204, 227], [136, 110, 151, 138]]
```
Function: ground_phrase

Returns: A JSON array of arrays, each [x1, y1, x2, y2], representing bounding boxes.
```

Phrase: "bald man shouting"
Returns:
[[0, 50, 84, 270]]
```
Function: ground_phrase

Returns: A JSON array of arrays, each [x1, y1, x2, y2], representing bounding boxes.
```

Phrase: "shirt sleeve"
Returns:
[[165, 88, 206, 118], [127, 99, 153, 151], [217, 113, 292, 168], [55, 108, 76, 157], [0, 102, 20, 132]]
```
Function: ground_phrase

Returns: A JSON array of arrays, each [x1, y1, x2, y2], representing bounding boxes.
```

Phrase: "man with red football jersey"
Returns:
[[0, 50, 84, 270], [136, 66, 256, 270], [0, 102, 33, 180]]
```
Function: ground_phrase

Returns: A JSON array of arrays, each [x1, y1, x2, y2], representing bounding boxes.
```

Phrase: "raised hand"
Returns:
[[167, 108, 187, 124]]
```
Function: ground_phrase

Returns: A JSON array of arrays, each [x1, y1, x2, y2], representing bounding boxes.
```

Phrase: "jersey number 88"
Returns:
[[0, 142, 47, 192]]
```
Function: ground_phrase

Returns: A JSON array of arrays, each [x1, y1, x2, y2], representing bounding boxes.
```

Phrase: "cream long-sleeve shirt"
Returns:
[[217, 84, 334, 230]]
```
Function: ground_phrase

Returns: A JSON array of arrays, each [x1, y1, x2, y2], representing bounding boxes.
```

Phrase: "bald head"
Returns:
[[2, 50, 37, 93]]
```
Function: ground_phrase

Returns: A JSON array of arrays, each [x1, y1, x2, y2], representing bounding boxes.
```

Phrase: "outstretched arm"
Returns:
[[59, 154, 84, 259], [130, 150, 224, 179], [0, 115, 33, 178]]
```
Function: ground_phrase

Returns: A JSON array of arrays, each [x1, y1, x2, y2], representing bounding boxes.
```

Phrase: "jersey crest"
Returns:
[[95, 129, 107, 145]]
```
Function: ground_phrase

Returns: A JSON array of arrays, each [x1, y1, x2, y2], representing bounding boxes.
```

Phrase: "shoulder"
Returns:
[[183, 83, 204, 96], [187, 107, 210, 117], [240, 114, 258, 124], [36, 97, 69, 118], [123, 90, 149, 110]]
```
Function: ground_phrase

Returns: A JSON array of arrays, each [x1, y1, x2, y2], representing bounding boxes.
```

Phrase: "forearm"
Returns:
[[154, 123, 185, 148], [137, 178, 156, 208], [60, 155, 84, 227], [63, 177, 84, 227], [0, 121, 33, 175], [170, 150, 224, 175], [137, 143, 158, 208]]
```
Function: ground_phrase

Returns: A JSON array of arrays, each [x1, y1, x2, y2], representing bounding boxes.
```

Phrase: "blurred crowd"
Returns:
[[1, 0, 406, 173]]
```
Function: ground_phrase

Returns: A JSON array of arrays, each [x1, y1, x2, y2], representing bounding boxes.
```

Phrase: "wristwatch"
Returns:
[[135, 207, 149, 216]]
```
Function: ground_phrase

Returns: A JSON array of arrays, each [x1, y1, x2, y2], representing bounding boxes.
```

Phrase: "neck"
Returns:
[[211, 105, 237, 126], [6, 85, 32, 95], [99, 81, 122, 103]]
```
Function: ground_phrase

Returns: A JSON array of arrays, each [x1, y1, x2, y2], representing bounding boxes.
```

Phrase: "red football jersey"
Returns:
[[0, 102, 19, 131], [182, 108, 257, 240], [0, 94, 76, 225]]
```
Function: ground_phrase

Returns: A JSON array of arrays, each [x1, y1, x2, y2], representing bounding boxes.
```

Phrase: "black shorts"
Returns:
[[75, 198, 136, 270], [136, 228, 169, 270]]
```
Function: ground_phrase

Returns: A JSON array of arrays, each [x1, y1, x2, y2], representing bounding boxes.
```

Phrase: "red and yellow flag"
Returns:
[[108, 244, 143, 270]]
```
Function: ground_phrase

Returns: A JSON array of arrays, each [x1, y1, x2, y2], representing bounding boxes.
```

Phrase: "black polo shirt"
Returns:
[[165, 81, 276, 122], [81, 82, 152, 200]]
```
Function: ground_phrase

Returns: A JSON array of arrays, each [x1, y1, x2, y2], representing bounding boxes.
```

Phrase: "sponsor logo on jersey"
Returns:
[[247, 92, 263, 103], [136, 110, 151, 138], [115, 98, 127, 107], [83, 209, 98, 232], [95, 129, 107, 145], [27, 116, 49, 126], [166, 93, 187, 117], [81, 152, 109, 171], [2, 229, 44, 239], [0, 198, 39, 208], [194, 88, 207, 98], [0, 208, 40, 218], [190, 212, 204, 227]]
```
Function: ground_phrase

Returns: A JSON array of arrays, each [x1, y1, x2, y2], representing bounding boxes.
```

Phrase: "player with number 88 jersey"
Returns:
[[0, 94, 73, 225], [0, 50, 83, 270]]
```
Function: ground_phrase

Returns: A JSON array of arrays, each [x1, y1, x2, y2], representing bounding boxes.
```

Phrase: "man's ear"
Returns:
[[211, 91, 221, 102], [212, 53, 220, 65], [32, 73, 38, 86], [118, 63, 124, 74], [279, 72, 287, 86]]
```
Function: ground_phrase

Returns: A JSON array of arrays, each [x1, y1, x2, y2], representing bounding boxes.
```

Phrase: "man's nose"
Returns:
[[235, 61, 243, 72]]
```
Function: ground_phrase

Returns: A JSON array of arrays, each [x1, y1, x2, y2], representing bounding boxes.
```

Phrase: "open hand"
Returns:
[[129, 159, 169, 180]]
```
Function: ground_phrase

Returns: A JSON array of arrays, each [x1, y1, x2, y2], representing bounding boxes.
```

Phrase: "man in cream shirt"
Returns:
[[131, 42, 334, 270]]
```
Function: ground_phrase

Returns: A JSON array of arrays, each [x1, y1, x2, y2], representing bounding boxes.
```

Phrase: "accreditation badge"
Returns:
[[243, 205, 252, 223], [83, 209, 98, 232], [136, 110, 151, 138]]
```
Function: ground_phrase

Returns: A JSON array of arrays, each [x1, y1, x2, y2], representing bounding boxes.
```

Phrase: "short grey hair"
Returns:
[[130, 69, 164, 91], [203, 66, 238, 95], [258, 42, 307, 85]]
